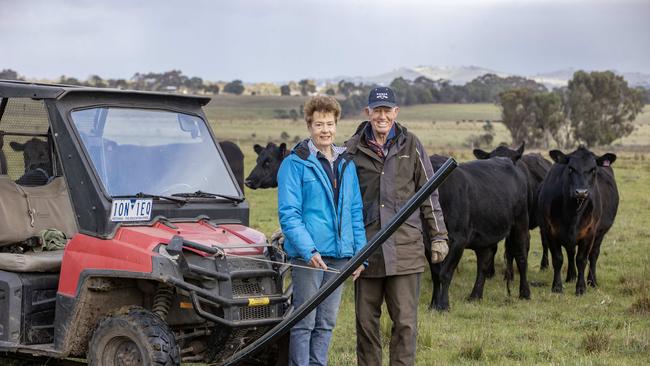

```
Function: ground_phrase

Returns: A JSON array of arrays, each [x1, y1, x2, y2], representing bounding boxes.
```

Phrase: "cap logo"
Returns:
[[376, 92, 389, 99]]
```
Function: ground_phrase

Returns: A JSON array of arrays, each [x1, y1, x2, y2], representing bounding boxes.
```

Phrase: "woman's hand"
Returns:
[[351, 264, 365, 281], [309, 252, 328, 270]]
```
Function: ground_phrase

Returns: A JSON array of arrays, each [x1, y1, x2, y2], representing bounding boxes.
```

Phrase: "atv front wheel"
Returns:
[[88, 307, 180, 366]]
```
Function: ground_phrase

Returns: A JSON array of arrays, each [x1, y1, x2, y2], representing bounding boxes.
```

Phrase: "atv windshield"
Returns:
[[70, 107, 240, 198]]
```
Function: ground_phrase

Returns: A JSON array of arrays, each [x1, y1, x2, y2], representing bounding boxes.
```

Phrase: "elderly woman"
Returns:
[[277, 95, 366, 366]]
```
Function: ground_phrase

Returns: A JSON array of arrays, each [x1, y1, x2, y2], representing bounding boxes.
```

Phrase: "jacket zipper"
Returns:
[[336, 159, 352, 257]]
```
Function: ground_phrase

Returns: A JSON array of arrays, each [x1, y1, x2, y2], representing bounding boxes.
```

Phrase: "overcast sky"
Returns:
[[1, 0, 648, 82]]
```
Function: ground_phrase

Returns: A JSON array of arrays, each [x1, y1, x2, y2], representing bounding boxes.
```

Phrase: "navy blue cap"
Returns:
[[367, 87, 397, 109]]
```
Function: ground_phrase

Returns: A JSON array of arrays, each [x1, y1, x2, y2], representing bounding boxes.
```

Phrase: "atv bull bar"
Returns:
[[163, 235, 292, 329]]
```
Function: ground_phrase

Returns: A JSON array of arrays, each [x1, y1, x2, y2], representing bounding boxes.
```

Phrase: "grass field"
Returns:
[[208, 101, 650, 365]]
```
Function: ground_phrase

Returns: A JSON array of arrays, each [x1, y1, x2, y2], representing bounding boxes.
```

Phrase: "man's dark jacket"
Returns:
[[345, 121, 448, 277]]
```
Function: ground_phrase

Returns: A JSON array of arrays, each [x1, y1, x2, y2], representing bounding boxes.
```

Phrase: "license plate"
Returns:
[[110, 199, 153, 222]]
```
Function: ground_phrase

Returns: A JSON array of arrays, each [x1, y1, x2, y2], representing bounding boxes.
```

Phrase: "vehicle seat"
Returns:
[[0, 175, 77, 247], [0, 250, 63, 272]]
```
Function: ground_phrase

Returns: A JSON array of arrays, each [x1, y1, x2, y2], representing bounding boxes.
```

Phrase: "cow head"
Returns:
[[549, 146, 616, 208], [244, 142, 287, 189], [473, 142, 524, 163], [10, 138, 53, 176]]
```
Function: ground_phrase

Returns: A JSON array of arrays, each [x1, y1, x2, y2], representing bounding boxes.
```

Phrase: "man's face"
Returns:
[[308, 111, 337, 150], [365, 106, 399, 136]]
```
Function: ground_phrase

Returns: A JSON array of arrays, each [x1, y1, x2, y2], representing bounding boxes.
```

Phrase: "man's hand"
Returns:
[[351, 265, 365, 281], [309, 252, 328, 270], [430, 240, 449, 263]]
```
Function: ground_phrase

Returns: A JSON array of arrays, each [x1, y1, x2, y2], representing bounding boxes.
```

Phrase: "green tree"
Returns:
[[59, 75, 82, 85], [0, 69, 22, 80], [499, 88, 569, 148], [390, 77, 411, 105], [567, 70, 644, 146], [340, 94, 365, 118], [337, 80, 356, 97], [499, 88, 537, 145], [533, 91, 567, 148], [185, 76, 204, 92], [465, 74, 546, 103], [299, 79, 316, 96], [107, 78, 129, 89], [639, 87, 650, 104], [223, 80, 245, 95], [204, 83, 220, 95], [88, 75, 107, 88]]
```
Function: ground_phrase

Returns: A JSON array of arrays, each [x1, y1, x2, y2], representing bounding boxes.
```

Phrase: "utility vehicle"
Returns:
[[0, 80, 291, 365]]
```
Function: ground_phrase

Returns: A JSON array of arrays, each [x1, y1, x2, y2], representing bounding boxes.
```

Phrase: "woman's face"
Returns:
[[308, 111, 337, 150]]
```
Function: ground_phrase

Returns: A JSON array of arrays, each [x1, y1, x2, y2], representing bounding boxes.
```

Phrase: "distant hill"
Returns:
[[532, 68, 650, 89], [318, 65, 650, 90], [319, 65, 504, 86]]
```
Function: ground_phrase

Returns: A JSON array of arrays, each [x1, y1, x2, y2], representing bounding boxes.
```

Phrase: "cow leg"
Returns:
[[507, 225, 531, 300], [435, 243, 465, 311], [575, 238, 592, 296], [587, 235, 604, 287], [427, 251, 443, 310], [548, 240, 564, 293], [565, 244, 577, 283], [540, 239, 549, 270], [425, 233, 442, 310], [486, 246, 497, 279], [430, 264, 442, 310], [468, 247, 493, 301]]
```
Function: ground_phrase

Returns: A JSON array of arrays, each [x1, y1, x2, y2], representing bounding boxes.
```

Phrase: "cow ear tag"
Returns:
[[602, 160, 610, 167]]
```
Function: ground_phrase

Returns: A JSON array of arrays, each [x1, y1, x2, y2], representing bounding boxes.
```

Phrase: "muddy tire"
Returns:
[[87, 307, 180, 366]]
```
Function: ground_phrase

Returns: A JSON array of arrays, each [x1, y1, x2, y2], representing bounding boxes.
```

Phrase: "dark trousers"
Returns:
[[355, 273, 421, 366]]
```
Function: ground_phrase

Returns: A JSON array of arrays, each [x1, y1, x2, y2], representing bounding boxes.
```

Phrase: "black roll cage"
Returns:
[[0, 80, 247, 238]]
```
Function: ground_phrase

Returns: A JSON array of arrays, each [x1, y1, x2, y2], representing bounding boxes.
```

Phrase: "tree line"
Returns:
[[335, 74, 552, 118], [498, 71, 645, 148], [0, 69, 228, 95], [2, 68, 646, 147]]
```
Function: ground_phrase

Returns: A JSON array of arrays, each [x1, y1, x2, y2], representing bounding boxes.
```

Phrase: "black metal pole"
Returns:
[[221, 157, 457, 366]]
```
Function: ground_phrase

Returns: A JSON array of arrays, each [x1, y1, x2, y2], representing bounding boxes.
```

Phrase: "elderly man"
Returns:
[[345, 87, 449, 366]]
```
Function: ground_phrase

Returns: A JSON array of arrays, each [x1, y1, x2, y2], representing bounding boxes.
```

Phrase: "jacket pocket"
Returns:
[[399, 200, 423, 232], [397, 202, 423, 244]]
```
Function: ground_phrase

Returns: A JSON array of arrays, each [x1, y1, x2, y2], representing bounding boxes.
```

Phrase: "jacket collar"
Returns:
[[292, 139, 311, 160], [291, 139, 350, 164], [347, 121, 407, 154]]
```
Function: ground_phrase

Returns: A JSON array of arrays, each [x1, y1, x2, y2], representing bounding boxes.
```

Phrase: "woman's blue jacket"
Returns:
[[277, 141, 366, 262]]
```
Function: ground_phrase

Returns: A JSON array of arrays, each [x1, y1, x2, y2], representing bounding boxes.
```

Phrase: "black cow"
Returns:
[[219, 140, 245, 192], [244, 142, 287, 189], [10, 138, 52, 186], [427, 154, 531, 311], [0, 133, 7, 175], [474, 143, 553, 272], [537, 146, 618, 295]]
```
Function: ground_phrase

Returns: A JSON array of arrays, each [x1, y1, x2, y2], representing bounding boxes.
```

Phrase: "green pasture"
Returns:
[[209, 102, 649, 365]]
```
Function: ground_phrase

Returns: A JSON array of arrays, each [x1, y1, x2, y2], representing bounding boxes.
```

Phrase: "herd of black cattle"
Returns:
[[245, 141, 619, 310], [0, 135, 619, 311]]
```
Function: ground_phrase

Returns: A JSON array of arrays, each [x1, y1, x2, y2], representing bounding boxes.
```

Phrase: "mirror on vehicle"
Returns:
[[178, 114, 200, 138]]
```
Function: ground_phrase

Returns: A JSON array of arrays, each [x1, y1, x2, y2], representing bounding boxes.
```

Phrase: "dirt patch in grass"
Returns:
[[582, 331, 611, 354]]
